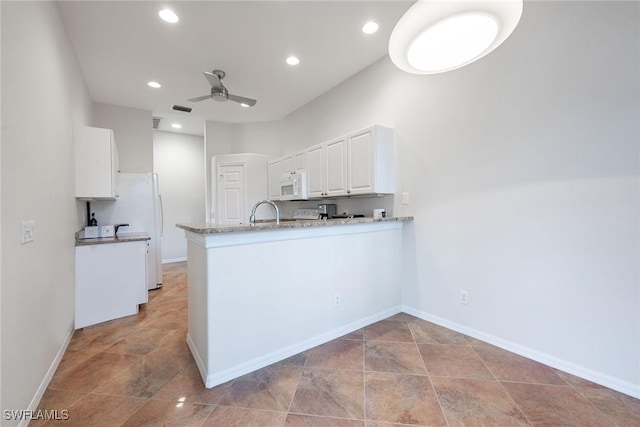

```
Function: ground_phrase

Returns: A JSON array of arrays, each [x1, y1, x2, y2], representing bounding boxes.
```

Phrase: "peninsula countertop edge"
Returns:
[[176, 216, 413, 234]]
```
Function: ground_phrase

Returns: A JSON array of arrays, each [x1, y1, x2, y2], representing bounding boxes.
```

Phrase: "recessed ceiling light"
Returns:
[[147, 81, 161, 88], [159, 8, 179, 24], [286, 56, 300, 66], [362, 21, 379, 34], [389, 0, 523, 74], [240, 103, 250, 108], [171, 123, 182, 129]]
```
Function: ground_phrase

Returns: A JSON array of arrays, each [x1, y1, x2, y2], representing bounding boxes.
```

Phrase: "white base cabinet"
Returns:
[[75, 240, 148, 329]]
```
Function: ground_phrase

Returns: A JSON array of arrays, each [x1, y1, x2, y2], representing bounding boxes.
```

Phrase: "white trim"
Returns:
[[197, 306, 401, 388], [162, 257, 187, 264], [21, 325, 75, 427], [186, 333, 208, 386], [402, 306, 640, 399]]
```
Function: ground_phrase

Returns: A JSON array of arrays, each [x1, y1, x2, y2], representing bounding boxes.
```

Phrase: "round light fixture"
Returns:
[[362, 21, 379, 34], [159, 8, 179, 24], [171, 123, 182, 129], [389, 0, 523, 74], [147, 81, 161, 88], [286, 56, 300, 66]]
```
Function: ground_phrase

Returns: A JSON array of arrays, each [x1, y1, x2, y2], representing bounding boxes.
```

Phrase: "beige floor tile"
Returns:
[[418, 344, 493, 379], [286, 414, 365, 427], [48, 352, 140, 393], [219, 365, 302, 411], [407, 320, 467, 345], [365, 341, 426, 375], [474, 346, 566, 385], [431, 377, 530, 426], [203, 405, 286, 426], [290, 368, 364, 419], [502, 382, 616, 426], [306, 339, 364, 371], [43, 393, 146, 426], [152, 363, 233, 405], [120, 398, 213, 427], [364, 320, 414, 342], [365, 371, 446, 426]]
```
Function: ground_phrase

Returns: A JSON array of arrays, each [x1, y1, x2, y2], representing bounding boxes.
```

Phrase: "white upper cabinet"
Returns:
[[267, 158, 283, 200], [75, 126, 119, 200], [294, 151, 306, 171], [305, 144, 325, 198], [347, 125, 394, 195], [282, 155, 294, 175], [324, 136, 348, 197]]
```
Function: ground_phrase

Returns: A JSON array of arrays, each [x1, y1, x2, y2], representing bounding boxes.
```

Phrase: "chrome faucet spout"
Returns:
[[249, 200, 280, 225]]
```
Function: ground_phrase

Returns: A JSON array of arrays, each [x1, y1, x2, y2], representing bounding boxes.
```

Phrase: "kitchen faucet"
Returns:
[[249, 200, 280, 225]]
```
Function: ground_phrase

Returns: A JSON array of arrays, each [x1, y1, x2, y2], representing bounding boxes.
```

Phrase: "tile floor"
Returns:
[[34, 262, 639, 426]]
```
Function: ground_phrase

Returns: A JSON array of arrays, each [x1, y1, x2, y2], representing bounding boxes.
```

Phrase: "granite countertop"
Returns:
[[75, 232, 151, 247], [176, 216, 413, 235]]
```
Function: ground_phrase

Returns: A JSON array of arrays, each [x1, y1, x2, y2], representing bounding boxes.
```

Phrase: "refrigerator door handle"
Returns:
[[159, 194, 164, 237]]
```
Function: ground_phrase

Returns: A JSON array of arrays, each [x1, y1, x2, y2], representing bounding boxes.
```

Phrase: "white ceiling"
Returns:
[[58, 1, 413, 136]]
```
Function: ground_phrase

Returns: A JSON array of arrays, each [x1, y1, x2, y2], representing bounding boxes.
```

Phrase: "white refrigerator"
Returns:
[[92, 173, 163, 290]]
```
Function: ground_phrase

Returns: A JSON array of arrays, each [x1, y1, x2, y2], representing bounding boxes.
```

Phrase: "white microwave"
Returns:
[[279, 171, 308, 200]]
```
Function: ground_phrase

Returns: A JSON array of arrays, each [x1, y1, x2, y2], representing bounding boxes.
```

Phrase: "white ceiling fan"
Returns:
[[188, 70, 257, 107]]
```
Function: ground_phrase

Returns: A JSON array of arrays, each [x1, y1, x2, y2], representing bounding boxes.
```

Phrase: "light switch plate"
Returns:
[[401, 192, 409, 205], [21, 220, 35, 244]]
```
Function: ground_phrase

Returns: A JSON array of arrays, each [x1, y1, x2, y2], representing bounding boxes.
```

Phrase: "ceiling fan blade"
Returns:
[[203, 71, 222, 88], [228, 94, 257, 107], [187, 94, 212, 102]]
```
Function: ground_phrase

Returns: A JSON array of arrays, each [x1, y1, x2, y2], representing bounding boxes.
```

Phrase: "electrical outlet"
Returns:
[[334, 294, 341, 307], [21, 220, 35, 244], [460, 290, 469, 305]]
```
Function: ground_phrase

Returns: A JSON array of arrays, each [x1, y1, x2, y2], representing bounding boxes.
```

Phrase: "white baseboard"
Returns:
[[20, 325, 75, 427], [162, 257, 187, 264], [402, 306, 640, 399], [194, 306, 402, 389]]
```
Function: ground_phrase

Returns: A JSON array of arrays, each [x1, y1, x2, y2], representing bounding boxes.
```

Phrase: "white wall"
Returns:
[[153, 131, 205, 262], [231, 2, 640, 395], [93, 102, 153, 173], [1, 1, 93, 422]]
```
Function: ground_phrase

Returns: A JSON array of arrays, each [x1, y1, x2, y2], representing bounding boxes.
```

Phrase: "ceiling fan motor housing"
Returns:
[[211, 86, 228, 102]]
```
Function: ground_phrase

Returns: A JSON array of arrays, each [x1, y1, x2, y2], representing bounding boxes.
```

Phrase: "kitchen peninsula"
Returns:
[[177, 216, 412, 388]]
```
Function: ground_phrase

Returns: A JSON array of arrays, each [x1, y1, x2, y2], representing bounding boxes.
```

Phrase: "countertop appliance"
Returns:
[[318, 203, 337, 219], [292, 208, 320, 220], [91, 173, 163, 290], [280, 171, 308, 201]]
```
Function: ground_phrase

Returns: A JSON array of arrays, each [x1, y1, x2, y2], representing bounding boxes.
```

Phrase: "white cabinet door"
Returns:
[[267, 158, 282, 200], [305, 144, 325, 198], [75, 126, 119, 199], [294, 151, 306, 171], [347, 125, 394, 195], [282, 155, 294, 175], [325, 136, 347, 197], [75, 241, 147, 329], [217, 164, 245, 224]]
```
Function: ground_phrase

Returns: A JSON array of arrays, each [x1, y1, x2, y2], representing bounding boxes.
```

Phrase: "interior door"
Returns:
[[217, 164, 245, 224]]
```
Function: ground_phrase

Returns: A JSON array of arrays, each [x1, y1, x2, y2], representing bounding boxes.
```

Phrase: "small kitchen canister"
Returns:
[[373, 209, 386, 219]]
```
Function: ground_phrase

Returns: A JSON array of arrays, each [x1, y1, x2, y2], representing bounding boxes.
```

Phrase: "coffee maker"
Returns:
[[318, 204, 337, 219]]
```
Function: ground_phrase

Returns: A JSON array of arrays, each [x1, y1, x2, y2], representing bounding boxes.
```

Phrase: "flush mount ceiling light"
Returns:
[[147, 81, 161, 88], [286, 56, 300, 66], [159, 8, 179, 24], [389, 0, 523, 74], [171, 123, 182, 129], [240, 103, 250, 108], [362, 21, 379, 34]]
